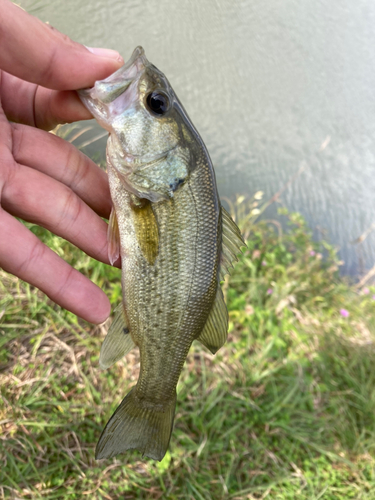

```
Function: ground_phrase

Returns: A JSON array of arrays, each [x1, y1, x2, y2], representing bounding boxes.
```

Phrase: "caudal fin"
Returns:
[[95, 389, 176, 461]]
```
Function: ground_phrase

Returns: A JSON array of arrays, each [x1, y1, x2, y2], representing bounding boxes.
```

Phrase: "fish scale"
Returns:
[[117, 162, 219, 403], [78, 46, 245, 461]]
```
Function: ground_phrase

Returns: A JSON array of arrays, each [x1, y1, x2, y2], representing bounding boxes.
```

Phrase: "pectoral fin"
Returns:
[[219, 207, 246, 280], [107, 207, 121, 266], [131, 199, 159, 265], [100, 304, 136, 369], [196, 284, 229, 354]]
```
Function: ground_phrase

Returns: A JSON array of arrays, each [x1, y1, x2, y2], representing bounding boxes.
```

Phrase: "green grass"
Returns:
[[1, 204, 375, 499]]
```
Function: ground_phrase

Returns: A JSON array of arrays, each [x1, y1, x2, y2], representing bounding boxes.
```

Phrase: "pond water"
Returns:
[[19, 0, 375, 277]]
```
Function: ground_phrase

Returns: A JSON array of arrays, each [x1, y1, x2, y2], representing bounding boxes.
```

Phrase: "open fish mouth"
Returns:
[[78, 46, 149, 128], [92, 46, 148, 103]]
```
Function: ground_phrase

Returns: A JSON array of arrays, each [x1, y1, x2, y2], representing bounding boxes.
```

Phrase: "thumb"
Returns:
[[0, 0, 124, 90]]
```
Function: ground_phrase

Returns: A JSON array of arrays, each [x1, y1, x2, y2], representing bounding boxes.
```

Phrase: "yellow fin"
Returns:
[[99, 304, 135, 370], [107, 207, 121, 266], [220, 207, 246, 280], [131, 198, 159, 265], [196, 284, 228, 354]]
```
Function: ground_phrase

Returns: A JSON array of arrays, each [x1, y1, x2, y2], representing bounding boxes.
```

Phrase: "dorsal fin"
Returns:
[[100, 304, 136, 369], [196, 284, 228, 354], [107, 207, 121, 266], [219, 207, 246, 280]]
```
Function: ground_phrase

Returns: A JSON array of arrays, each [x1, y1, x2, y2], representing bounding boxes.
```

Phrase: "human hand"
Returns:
[[0, 0, 124, 323]]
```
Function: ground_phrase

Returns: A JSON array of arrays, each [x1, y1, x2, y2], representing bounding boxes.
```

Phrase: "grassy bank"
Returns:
[[1, 203, 375, 499]]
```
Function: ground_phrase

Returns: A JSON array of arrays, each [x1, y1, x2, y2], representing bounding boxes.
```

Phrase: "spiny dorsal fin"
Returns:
[[100, 304, 136, 370], [108, 207, 121, 266], [220, 207, 246, 280], [196, 284, 228, 354]]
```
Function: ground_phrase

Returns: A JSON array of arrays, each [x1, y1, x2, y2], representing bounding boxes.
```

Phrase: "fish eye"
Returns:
[[146, 91, 170, 116]]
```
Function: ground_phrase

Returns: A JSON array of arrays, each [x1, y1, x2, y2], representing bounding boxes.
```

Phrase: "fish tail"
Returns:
[[95, 388, 176, 461]]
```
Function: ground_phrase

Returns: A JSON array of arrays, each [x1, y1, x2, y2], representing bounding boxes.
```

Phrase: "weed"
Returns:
[[1, 202, 375, 499]]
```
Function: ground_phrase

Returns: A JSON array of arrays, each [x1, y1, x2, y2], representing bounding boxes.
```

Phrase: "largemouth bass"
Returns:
[[79, 47, 244, 461]]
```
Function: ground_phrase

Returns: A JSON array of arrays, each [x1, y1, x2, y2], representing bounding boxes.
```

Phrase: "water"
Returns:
[[19, 0, 375, 276]]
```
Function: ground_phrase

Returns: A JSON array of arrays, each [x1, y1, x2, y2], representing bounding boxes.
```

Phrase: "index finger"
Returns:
[[0, 0, 123, 90]]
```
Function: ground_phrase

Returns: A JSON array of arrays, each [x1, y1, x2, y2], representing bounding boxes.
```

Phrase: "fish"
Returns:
[[78, 46, 245, 461]]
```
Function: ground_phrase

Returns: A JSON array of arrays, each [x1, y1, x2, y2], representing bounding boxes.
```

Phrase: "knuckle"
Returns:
[[40, 44, 59, 88], [16, 238, 47, 277], [63, 146, 91, 191], [65, 146, 82, 181], [11, 123, 24, 161], [43, 26, 77, 89], [73, 154, 91, 190], [0, 123, 17, 188], [1, 160, 20, 200], [46, 24, 72, 45], [58, 186, 83, 233], [52, 265, 75, 303], [0, 153, 15, 188]]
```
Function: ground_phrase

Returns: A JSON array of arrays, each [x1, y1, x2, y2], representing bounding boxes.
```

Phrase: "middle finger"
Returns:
[[2, 161, 112, 266], [11, 122, 111, 218]]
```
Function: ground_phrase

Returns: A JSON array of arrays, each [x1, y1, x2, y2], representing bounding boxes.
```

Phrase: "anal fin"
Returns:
[[196, 285, 229, 354], [100, 304, 136, 369]]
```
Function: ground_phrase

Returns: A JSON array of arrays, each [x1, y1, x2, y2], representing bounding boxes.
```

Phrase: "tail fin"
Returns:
[[95, 388, 176, 461]]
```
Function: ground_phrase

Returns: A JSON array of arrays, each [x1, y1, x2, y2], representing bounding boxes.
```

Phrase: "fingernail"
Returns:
[[86, 46, 124, 63]]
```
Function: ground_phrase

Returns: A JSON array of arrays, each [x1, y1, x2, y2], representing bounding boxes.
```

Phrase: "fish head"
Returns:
[[80, 47, 194, 157], [79, 47, 206, 201]]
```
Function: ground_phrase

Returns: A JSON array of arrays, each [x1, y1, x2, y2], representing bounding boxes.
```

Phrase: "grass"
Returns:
[[1, 199, 375, 499]]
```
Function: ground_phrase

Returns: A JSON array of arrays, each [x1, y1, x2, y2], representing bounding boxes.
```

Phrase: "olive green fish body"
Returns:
[[110, 148, 220, 405], [79, 47, 244, 461]]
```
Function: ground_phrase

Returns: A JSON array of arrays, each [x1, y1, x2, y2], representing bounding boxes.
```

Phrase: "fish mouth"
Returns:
[[95, 46, 148, 99], [82, 46, 148, 99], [78, 47, 149, 129]]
